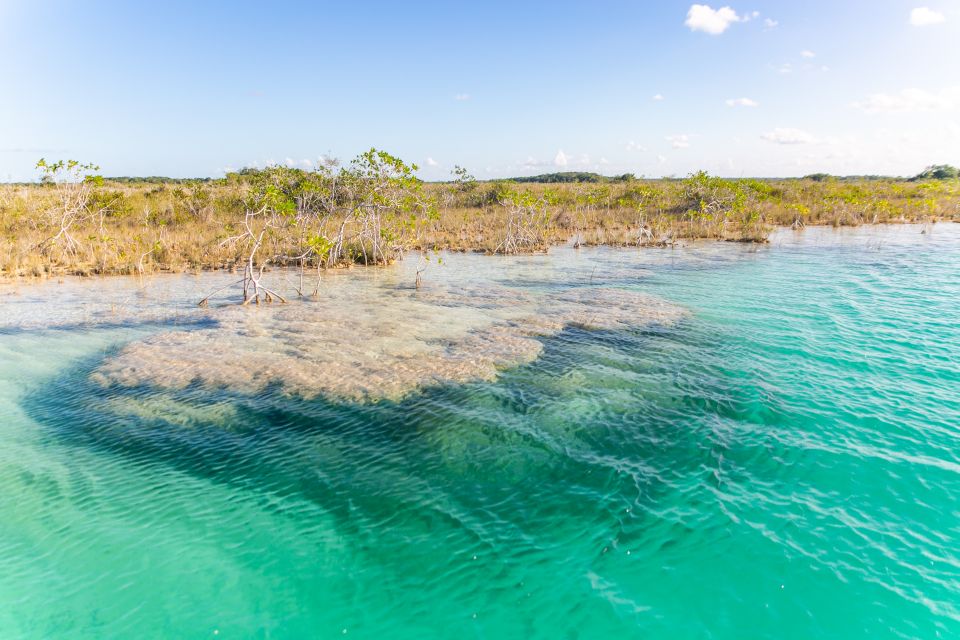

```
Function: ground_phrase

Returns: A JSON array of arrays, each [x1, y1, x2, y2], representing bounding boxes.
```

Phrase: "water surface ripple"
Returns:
[[1, 225, 958, 639]]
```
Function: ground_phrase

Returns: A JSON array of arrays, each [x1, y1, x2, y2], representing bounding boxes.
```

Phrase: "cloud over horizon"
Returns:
[[854, 87, 960, 114]]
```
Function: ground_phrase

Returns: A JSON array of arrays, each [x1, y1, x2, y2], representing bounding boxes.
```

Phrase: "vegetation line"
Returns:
[[2, 154, 958, 299]]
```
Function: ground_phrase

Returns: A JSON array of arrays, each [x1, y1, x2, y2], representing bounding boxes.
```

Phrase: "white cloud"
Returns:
[[777, 63, 793, 74], [284, 157, 296, 167], [652, 93, 665, 101], [454, 93, 471, 101], [800, 50, 816, 58], [599, 157, 611, 165], [666, 134, 691, 149], [626, 140, 648, 152], [685, 4, 743, 34], [761, 128, 815, 144], [726, 97, 759, 107], [764, 18, 779, 28], [657, 155, 668, 164], [854, 87, 960, 113], [521, 150, 597, 170], [909, 7, 945, 26], [425, 157, 439, 167]]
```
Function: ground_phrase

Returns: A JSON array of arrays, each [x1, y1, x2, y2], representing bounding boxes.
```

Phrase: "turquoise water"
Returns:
[[1, 225, 958, 638]]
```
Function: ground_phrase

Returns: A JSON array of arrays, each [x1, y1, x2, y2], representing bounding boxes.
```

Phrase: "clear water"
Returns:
[[1, 225, 958, 639]]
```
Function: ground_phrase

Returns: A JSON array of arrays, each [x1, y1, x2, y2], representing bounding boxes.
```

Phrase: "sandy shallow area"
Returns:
[[91, 281, 684, 401], [0, 246, 692, 401]]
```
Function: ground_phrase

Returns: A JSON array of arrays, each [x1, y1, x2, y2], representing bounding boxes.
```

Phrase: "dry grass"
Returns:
[[1, 176, 958, 279]]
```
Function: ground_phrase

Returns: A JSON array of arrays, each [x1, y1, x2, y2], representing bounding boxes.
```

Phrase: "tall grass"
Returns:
[[1, 168, 957, 279]]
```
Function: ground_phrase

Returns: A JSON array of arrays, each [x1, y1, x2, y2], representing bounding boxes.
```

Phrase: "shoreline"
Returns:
[[1, 221, 955, 285]]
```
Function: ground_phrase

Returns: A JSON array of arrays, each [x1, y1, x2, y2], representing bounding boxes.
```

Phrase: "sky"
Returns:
[[0, 0, 958, 181]]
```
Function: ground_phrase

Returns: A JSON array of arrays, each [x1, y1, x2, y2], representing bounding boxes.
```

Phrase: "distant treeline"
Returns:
[[804, 165, 960, 183], [506, 172, 638, 184], [102, 176, 216, 184], [90, 165, 958, 186]]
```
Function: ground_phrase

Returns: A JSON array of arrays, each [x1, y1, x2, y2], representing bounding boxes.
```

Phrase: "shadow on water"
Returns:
[[20, 317, 800, 564]]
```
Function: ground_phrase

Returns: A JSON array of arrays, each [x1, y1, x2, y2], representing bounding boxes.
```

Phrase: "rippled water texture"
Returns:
[[1, 225, 958, 638]]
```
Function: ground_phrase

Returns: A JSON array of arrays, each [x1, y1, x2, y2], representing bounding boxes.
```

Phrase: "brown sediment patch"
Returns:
[[91, 284, 685, 402]]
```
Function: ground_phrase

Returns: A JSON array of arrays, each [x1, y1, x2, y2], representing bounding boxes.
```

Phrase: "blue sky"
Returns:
[[1, 0, 958, 180]]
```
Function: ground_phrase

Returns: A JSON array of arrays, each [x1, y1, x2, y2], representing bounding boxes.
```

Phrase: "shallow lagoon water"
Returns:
[[1, 225, 959, 638]]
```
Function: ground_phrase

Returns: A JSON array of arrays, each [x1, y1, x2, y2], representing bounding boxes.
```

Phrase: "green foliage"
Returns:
[[676, 171, 770, 238], [306, 233, 334, 264], [348, 148, 433, 219], [172, 181, 213, 220], [87, 190, 131, 218], [911, 165, 959, 181], [450, 165, 477, 188], [36, 158, 102, 185]]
